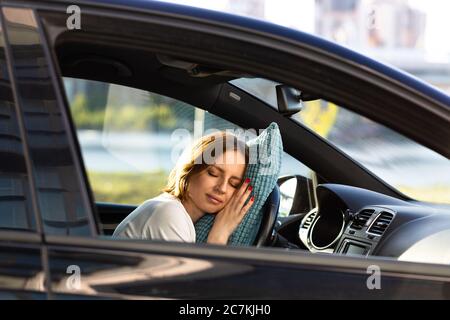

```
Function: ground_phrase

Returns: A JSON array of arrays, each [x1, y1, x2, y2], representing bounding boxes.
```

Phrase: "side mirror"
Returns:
[[278, 177, 297, 217], [277, 175, 316, 217]]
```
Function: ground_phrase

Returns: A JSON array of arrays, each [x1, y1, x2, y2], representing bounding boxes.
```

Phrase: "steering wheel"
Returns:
[[254, 185, 280, 247]]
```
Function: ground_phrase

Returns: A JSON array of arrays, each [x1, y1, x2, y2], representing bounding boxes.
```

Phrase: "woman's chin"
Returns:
[[203, 204, 223, 215]]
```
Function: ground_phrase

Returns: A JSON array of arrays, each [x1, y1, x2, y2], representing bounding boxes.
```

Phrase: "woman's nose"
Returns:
[[215, 179, 227, 194]]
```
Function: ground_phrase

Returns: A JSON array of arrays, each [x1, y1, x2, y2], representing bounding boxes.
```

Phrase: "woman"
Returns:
[[113, 131, 254, 245]]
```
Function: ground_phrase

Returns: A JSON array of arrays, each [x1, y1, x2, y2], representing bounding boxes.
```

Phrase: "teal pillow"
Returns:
[[195, 122, 283, 246]]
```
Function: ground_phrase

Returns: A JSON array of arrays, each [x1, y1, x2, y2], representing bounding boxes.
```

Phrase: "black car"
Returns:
[[1, 0, 450, 299]]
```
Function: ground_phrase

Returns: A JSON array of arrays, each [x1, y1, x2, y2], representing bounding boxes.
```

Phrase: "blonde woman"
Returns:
[[113, 131, 254, 245]]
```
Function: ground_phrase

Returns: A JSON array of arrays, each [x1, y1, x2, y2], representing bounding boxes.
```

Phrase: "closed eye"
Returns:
[[207, 170, 218, 177], [230, 178, 243, 189], [208, 172, 237, 187]]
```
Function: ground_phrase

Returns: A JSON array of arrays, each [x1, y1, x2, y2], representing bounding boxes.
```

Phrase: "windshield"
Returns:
[[231, 78, 450, 205]]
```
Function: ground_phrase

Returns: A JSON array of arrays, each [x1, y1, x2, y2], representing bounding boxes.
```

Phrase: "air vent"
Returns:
[[368, 211, 394, 235], [302, 211, 317, 229], [350, 209, 374, 230]]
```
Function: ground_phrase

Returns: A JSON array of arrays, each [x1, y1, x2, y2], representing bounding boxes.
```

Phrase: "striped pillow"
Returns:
[[195, 122, 283, 246]]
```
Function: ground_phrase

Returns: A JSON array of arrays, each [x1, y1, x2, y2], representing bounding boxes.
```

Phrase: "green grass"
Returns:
[[71, 93, 178, 131], [87, 170, 169, 205]]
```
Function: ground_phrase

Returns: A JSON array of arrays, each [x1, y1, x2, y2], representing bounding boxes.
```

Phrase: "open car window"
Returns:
[[63, 77, 314, 211]]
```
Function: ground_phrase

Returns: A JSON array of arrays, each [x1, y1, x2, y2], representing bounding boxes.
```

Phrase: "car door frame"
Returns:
[[0, 6, 51, 299]]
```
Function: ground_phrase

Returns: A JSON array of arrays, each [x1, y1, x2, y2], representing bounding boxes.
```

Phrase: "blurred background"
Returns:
[[63, 0, 450, 206], [162, 0, 450, 94]]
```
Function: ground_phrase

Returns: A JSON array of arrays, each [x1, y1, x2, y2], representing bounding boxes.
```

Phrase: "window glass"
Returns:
[[65, 78, 203, 204], [0, 11, 35, 231], [3, 7, 93, 235], [232, 77, 450, 204], [294, 100, 450, 204]]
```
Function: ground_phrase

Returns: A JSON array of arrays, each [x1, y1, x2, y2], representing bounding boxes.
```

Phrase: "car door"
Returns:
[[7, 1, 450, 299]]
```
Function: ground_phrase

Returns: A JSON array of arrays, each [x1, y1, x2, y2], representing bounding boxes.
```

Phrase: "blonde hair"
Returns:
[[163, 131, 249, 201]]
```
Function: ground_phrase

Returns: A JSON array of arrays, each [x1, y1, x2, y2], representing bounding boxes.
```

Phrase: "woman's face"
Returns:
[[187, 150, 247, 214]]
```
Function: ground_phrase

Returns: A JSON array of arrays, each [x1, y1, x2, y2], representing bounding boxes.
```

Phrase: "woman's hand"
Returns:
[[207, 178, 255, 245]]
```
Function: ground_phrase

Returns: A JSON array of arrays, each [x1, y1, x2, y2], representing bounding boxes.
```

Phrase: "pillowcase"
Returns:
[[195, 122, 283, 246]]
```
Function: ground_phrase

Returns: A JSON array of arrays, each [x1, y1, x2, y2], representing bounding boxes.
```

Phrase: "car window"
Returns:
[[232, 78, 450, 205], [1, 7, 94, 236], [0, 13, 36, 231], [63, 78, 314, 212]]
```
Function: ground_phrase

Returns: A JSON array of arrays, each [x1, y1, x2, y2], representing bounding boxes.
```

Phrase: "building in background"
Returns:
[[164, 0, 450, 93], [315, 0, 425, 50], [314, 0, 450, 92], [227, 0, 265, 19]]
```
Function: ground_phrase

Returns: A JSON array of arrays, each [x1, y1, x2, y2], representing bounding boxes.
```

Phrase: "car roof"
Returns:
[[47, 0, 450, 108]]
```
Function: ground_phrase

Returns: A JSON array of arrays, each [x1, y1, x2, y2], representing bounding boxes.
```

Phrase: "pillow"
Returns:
[[195, 122, 283, 246]]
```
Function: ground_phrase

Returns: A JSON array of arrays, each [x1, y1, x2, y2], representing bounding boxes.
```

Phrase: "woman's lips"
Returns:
[[206, 194, 223, 205]]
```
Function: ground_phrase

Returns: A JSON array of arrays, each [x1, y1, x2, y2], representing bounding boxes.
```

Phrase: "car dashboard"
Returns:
[[281, 184, 450, 264]]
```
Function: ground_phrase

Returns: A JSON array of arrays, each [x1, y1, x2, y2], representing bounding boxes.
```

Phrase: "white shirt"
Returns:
[[112, 193, 196, 243]]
